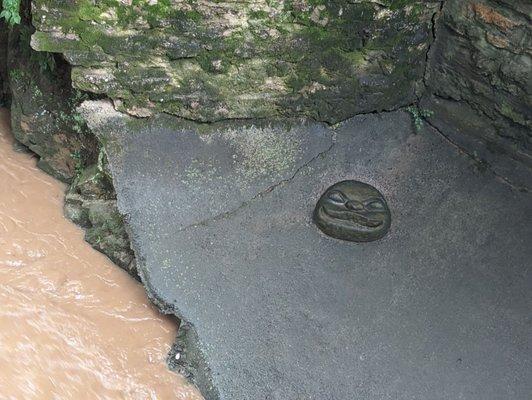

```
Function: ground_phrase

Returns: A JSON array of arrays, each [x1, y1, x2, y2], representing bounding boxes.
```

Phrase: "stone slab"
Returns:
[[82, 101, 532, 400]]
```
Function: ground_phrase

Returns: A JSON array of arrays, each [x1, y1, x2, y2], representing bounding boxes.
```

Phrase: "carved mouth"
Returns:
[[322, 207, 383, 228], [351, 212, 383, 228]]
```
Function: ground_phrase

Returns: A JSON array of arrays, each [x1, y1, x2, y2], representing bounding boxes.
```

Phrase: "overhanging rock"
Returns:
[[81, 100, 532, 400]]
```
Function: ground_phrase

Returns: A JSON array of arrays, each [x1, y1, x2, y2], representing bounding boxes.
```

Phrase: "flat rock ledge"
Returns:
[[80, 100, 532, 400]]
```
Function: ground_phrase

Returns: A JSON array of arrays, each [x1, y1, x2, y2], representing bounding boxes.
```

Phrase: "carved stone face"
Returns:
[[313, 180, 391, 242]]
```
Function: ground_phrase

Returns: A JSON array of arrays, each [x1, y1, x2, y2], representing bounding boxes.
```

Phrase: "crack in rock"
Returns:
[[178, 140, 336, 233], [426, 119, 530, 193]]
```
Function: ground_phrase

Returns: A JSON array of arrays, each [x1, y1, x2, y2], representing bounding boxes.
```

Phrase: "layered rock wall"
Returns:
[[425, 0, 531, 169], [2, 1, 137, 276], [21, 0, 532, 172], [7, 0, 97, 182], [30, 0, 442, 123]]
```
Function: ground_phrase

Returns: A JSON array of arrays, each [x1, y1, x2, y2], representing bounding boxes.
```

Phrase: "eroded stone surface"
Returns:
[[64, 152, 137, 276], [3, 9, 136, 277], [80, 100, 333, 231], [6, 9, 98, 182], [31, 1, 442, 122], [82, 101, 532, 400], [426, 0, 532, 169]]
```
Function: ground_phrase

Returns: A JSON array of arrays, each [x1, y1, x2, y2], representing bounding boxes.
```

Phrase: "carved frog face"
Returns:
[[313, 180, 391, 242]]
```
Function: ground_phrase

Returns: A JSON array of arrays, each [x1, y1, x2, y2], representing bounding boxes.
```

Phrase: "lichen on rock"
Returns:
[[30, 0, 442, 123]]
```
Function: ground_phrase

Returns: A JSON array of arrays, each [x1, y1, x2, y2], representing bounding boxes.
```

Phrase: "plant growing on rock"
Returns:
[[0, 0, 21, 25], [71, 150, 84, 178], [407, 106, 434, 132]]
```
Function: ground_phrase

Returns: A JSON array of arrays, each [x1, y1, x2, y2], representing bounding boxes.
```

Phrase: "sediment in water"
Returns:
[[0, 5, 195, 395], [0, 108, 202, 399]]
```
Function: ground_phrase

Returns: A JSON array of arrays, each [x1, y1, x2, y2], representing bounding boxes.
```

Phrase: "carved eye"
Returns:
[[327, 190, 346, 204], [365, 199, 385, 210]]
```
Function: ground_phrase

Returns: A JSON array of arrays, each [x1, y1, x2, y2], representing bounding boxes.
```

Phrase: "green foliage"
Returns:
[[72, 113, 86, 134], [71, 150, 84, 178], [407, 106, 434, 132], [57, 91, 90, 135], [36, 53, 56, 74], [0, 0, 21, 26], [59, 110, 88, 134], [8, 67, 24, 82]]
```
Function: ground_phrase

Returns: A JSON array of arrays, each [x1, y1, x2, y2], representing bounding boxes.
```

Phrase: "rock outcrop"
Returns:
[[80, 99, 532, 400], [2, 1, 137, 277], [6, 1, 98, 182], [0, 21, 8, 105], [64, 150, 137, 276], [30, 0, 442, 123], [425, 1, 531, 175]]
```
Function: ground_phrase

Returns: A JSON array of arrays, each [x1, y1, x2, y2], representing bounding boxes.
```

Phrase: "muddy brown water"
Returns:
[[0, 109, 203, 400]]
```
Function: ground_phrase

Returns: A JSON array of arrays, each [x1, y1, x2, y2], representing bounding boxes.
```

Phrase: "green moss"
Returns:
[[196, 31, 248, 74], [71, 150, 84, 178], [31, 0, 434, 122], [387, 0, 420, 10], [78, 2, 102, 21], [500, 103, 527, 126], [249, 10, 269, 20]]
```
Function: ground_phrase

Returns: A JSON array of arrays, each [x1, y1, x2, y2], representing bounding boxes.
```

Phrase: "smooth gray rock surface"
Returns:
[[82, 101, 532, 400]]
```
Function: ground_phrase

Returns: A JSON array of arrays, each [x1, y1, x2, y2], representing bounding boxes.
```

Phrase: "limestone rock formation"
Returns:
[[2, 2, 137, 277], [64, 151, 137, 276], [30, 0, 442, 122], [6, 6, 98, 182], [425, 0, 531, 170]]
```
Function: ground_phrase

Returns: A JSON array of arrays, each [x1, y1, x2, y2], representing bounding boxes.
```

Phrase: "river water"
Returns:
[[0, 109, 203, 400]]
